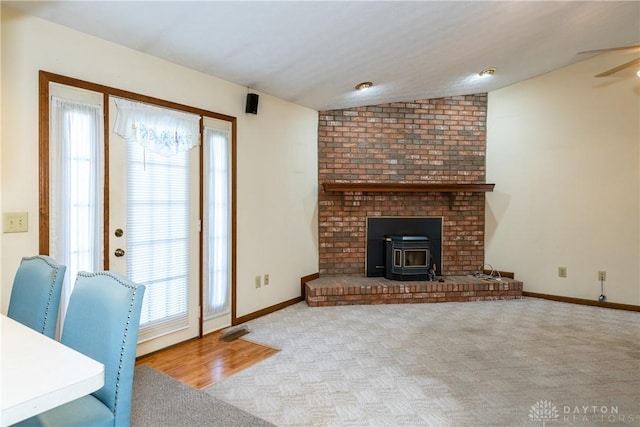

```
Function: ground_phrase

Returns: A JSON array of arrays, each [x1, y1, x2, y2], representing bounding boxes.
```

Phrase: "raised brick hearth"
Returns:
[[305, 275, 523, 307]]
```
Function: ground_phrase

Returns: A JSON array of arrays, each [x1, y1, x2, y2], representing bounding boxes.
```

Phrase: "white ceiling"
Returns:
[[6, 1, 640, 111]]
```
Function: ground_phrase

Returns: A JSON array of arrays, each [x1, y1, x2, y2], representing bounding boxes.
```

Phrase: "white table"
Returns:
[[0, 315, 105, 426]]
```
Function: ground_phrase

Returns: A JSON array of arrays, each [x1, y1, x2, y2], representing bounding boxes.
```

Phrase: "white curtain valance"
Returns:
[[114, 98, 201, 156]]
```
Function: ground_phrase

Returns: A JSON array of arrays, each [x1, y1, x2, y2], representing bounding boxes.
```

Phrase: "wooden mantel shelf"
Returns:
[[322, 182, 495, 193]]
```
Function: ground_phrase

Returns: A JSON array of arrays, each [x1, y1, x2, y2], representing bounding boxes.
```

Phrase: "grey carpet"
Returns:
[[131, 365, 274, 427], [205, 298, 640, 426]]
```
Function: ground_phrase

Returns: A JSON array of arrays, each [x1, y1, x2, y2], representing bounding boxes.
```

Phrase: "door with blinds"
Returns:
[[108, 97, 201, 355], [42, 76, 234, 356]]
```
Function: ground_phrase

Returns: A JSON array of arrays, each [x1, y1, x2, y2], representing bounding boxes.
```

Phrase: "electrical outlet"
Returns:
[[598, 271, 606, 281], [264, 274, 269, 286], [3, 212, 29, 233], [558, 266, 567, 278], [255, 275, 261, 288]]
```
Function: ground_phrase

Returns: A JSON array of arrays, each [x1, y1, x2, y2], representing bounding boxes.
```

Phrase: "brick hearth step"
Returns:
[[305, 275, 523, 307]]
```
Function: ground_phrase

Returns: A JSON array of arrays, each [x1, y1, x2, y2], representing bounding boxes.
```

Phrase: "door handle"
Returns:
[[114, 248, 125, 257]]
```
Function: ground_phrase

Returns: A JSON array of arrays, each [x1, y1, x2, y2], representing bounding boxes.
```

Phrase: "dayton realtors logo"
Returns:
[[529, 400, 639, 425]]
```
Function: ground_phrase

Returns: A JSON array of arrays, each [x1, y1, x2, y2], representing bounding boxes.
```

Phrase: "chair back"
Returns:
[[61, 271, 146, 427], [7, 255, 66, 338]]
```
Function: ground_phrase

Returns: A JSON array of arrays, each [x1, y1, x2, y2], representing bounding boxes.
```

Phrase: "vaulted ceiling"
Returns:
[[6, 1, 640, 110]]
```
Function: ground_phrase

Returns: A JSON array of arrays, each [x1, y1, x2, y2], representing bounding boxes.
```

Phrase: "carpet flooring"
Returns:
[[204, 298, 640, 426], [131, 365, 274, 426]]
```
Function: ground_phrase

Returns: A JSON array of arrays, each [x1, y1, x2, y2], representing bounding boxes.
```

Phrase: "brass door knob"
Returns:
[[114, 248, 125, 257], [114, 228, 124, 237]]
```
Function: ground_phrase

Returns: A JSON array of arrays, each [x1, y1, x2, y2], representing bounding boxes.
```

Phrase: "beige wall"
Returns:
[[486, 52, 639, 305], [0, 6, 319, 317]]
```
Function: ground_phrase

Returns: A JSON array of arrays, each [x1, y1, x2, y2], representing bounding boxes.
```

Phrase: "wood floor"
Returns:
[[135, 330, 279, 390]]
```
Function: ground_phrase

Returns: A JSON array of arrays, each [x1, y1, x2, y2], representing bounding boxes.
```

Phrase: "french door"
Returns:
[[107, 97, 201, 355], [43, 77, 233, 356]]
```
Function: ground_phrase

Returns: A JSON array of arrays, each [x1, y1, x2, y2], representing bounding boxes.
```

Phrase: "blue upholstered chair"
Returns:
[[14, 271, 146, 427], [7, 255, 66, 339]]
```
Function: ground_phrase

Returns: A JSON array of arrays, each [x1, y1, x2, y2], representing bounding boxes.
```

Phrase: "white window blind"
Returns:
[[126, 138, 191, 341]]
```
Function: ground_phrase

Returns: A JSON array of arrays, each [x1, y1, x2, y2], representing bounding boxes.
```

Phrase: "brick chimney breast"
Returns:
[[318, 94, 487, 276]]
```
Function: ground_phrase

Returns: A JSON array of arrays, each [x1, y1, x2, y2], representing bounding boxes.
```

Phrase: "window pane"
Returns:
[[126, 142, 190, 341], [203, 123, 231, 319], [49, 93, 104, 328]]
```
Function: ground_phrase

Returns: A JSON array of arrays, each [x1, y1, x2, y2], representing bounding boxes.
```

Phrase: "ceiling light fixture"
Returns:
[[355, 81, 373, 91], [479, 67, 497, 77], [636, 70, 640, 78]]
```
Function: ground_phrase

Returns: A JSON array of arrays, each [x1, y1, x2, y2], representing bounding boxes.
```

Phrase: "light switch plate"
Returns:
[[3, 212, 29, 233]]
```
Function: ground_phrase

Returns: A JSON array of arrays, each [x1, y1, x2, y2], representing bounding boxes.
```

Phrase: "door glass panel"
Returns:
[[48, 84, 104, 330], [126, 142, 191, 341], [203, 119, 231, 320]]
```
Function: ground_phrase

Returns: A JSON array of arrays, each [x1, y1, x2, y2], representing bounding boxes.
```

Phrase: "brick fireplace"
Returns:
[[318, 94, 488, 276]]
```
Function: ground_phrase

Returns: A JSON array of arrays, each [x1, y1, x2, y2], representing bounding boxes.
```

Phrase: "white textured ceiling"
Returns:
[[6, 1, 640, 111]]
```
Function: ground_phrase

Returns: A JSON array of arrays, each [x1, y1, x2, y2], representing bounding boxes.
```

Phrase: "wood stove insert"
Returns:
[[385, 235, 431, 281]]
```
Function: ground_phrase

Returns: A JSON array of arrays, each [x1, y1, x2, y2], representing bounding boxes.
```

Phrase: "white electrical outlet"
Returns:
[[255, 275, 261, 288], [3, 212, 29, 233], [598, 271, 606, 281], [558, 266, 567, 278]]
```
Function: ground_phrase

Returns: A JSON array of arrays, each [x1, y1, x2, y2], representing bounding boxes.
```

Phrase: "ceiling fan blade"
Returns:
[[595, 57, 640, 77], [579, 44, 640, 55]]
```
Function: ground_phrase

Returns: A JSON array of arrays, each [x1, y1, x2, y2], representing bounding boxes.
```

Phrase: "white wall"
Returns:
[[486, 52, 639, 305], [0, 6, 319, 317]]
